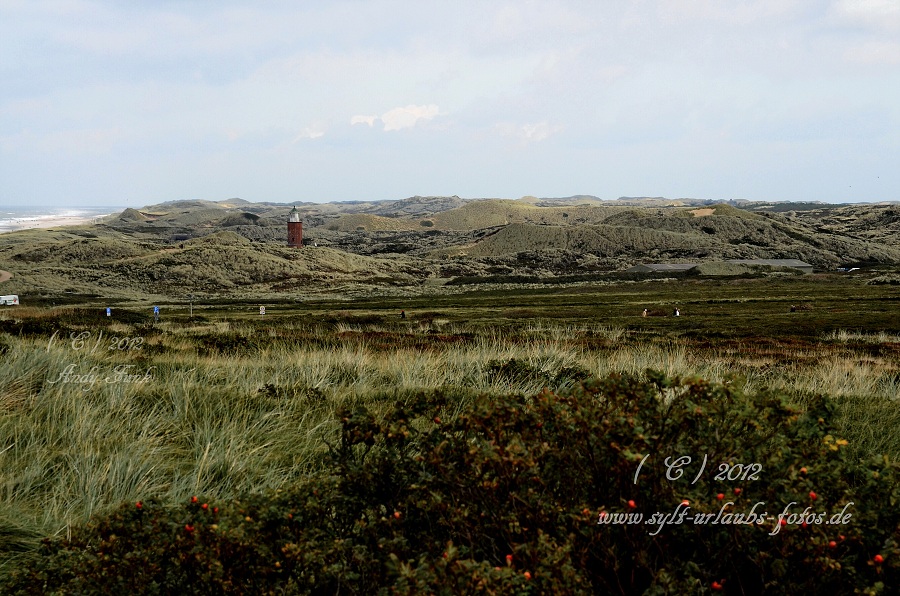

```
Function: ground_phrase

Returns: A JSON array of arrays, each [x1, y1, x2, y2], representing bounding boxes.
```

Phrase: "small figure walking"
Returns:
[[642, 308, 648, 317], [106, 307, 111, 317], [400, 310, 406, 319], [790, 305, 796, 313], [674, 307, 680, 317], [153, 305, 160, 323]]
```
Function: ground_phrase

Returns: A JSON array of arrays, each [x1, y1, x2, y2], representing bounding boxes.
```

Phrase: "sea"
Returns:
[[0, 206, 122, 234]]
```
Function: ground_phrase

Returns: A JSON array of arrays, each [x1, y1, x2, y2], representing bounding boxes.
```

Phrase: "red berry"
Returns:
[[433, 416, 441, 424], [875, 554, 884, 564], [506, 554, 514, 563], [213, 507, 219, 514], [582, 508, 590, 515], [393, 511, 401, 519], [829, 541, 837, 548], [191, 496, 198, 504], [733, 488, 741, 495], [135, 501, 142, 509], [185, 524, 194, 533], [442, 552, 448, 559], [809, 491, 817, 500], [681, 499, 689, 506], [780, 519, 787, 526], [201, 503, 208, 510], [627, 500, 636, 509], [712, 581, 723, 590], [802, 521, 808, 528], [524, 571, 532, 580], [716, 493, 724, 500], [800, 467, 807, 474]]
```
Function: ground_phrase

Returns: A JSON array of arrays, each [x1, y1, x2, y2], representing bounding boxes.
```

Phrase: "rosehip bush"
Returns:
[[2, 373, 899, 594]]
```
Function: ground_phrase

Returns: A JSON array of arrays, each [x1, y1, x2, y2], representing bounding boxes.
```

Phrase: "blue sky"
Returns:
[[1, 1, 899, 207]]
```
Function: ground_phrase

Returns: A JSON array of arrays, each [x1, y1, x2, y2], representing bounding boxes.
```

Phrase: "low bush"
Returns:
[[196, 332, 261, 356], [0, 318, 63, 337], [3, 373, 898, 594], [485, 357, 550, 386], [58, 307, 150, 326]]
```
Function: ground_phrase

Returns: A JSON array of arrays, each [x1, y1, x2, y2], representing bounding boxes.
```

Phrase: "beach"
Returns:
[[0, 210, 113, 234]]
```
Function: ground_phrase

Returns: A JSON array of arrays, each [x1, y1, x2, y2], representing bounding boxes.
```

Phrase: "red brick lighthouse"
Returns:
[[287, 206, 303, 247]]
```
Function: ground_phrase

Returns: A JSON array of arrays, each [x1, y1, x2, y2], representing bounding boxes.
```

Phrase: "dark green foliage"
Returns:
[[58, 308, 150, 326], [485, 358, 550, 386], [196, 332, 261, 356], [486, 359, 591, 390], [0, 318, 61, 337], [3, 374, 899, 594], [551, 365, 592, 387]]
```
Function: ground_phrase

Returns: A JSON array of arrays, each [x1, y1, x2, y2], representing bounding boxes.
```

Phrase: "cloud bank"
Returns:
[[351, 104, 440, 131], [1, 1, 898, 206]]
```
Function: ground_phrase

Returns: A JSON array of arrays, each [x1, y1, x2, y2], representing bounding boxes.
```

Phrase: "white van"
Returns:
[[0, 295, 19, 305]]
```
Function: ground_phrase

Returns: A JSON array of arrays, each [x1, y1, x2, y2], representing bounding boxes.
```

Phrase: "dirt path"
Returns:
[[0, 270, 11, 284]]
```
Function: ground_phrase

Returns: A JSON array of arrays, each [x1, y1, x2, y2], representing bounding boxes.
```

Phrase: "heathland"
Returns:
[[0, 196, 899, 592]]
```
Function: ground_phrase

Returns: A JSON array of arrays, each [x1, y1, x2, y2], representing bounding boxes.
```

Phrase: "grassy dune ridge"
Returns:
[[3, 199, 900, 305]]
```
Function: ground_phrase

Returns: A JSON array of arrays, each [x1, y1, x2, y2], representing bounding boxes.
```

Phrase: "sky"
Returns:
[[1, 0, 899, 208]]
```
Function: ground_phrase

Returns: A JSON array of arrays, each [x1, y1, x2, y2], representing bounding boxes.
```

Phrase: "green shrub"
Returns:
[[0, 318, 62, 337], [3, 373, 899, 594], [58, 308, 150, 326], [485, 358, 550, 386], [196, 332, 260, 356]]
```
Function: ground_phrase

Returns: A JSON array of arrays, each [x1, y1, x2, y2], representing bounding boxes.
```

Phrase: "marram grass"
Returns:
[[0, 317, 899, 568]]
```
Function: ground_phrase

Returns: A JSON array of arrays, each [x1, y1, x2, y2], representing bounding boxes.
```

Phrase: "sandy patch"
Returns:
[[690, 208, 715, 217], [0, 215, 108, 234]]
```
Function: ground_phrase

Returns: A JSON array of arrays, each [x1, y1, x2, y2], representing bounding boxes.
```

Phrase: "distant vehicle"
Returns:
[[0, 295, 19, 305]]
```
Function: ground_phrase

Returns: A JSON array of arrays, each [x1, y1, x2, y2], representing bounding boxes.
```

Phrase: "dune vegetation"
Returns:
[[1, 272, 899, 591], [1, 198, 899, 592]]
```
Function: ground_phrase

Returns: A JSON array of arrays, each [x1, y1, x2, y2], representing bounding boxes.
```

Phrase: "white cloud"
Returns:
[[494, 121, 562, 145], [845, 40, 900, 64], [2, 1, 899, 206], [380, 104, 439, 131], [351, 115, 377, 126], [831, 0, 900, 31], [292, 126, 325, 142], [656, 0, 810, 25]]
